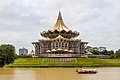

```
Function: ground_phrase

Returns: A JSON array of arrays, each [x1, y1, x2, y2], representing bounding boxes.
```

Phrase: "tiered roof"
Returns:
[[41, 11, 79, 39]]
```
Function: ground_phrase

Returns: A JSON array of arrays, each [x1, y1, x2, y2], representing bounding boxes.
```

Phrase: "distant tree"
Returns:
[[109, 49, 120, 59], [0, 44, 16, 66], [100, 50, 108, 55], [115, 49, 120, 58], [110, 54, 116, 59], [107, 50, 114, 55], [0, 57, 5, 67], [90, 50, 100, 55], [101, 50, 114, 55]]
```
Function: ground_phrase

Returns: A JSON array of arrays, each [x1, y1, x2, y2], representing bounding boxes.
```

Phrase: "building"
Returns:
[[32, 12, 88, 57], [98, 47, 106, 52], [86, 46, 106, 52], [19, 47, 28, 55]]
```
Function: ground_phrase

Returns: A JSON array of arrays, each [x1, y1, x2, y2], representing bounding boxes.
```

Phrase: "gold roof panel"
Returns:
[[51, 12, 70, 32]]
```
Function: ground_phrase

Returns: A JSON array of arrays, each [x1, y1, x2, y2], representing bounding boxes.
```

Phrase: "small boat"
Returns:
[[76, 69, 97, 74]]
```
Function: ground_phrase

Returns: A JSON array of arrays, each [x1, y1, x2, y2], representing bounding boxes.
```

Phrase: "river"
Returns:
[[0, 67, 120, 80]]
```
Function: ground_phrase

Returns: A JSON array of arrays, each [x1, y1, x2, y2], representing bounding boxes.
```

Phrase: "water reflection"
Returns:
[[0, 68, 120, 80]]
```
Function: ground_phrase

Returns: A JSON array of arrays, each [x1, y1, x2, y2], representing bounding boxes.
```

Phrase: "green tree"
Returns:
[[115, 49, 120, 58], [106, 50, 114, 55], [101, 50, 114, 55], [100, 50, 107, 55], [110, 54, 116, 59], [0, 44, 16, 66], [90, 50, 100, 55], [0, 57, 5, 67]]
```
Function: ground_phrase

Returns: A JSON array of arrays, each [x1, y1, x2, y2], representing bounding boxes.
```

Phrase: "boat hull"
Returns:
[[76, 69, 97, 74]]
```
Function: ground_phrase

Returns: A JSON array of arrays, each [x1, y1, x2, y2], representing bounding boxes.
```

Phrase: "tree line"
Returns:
[[110, 49, 120, 59], [0, 44, 16, 67], [89, 49, 120, 59]]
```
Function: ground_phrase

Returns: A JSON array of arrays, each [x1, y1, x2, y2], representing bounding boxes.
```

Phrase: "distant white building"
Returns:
[[97, 47, 106, 52], [19, 47, 28, 55], [86, 46, 106, 52]]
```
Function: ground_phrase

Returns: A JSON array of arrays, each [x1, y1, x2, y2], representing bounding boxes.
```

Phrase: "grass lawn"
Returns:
[[7, 58, 43, 67], [77, 58, 120, 67], [6, 58, 120, 67]]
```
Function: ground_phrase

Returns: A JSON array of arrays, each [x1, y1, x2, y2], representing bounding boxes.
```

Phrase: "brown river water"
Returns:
[[0, 68, 120, 80]]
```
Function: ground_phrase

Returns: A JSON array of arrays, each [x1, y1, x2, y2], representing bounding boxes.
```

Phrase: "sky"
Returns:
[[0, 0, 120, 54]]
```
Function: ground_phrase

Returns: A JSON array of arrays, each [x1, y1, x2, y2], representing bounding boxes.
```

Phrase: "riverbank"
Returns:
[[5, 58, 120, 68]]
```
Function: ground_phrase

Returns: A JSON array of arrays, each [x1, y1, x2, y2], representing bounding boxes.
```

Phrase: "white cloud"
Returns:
[[0, 0, 120, 54]]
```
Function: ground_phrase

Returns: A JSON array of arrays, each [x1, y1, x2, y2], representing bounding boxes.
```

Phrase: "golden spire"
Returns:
[[51, 11, 70, 32], [58, 11, 62, 20]]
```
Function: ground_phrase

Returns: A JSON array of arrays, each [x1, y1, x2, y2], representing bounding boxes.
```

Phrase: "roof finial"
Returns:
[[58, 11, 62, 20]]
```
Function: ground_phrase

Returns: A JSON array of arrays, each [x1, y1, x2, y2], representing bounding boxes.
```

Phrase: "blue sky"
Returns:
[[0, 0, 120, 54]]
